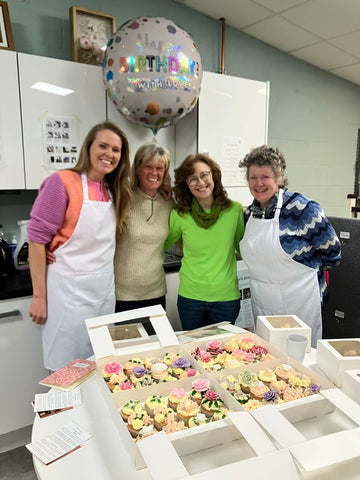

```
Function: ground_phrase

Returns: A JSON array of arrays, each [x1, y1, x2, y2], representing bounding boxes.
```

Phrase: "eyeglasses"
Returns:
[[187, 171, 211, 187]]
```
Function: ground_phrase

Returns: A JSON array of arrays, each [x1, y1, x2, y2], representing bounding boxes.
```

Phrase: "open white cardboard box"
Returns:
[[250, 388, 360, 477], [342, 369, 360, 404], [316, 338, 360, 387], [256, 315, 312, 354]]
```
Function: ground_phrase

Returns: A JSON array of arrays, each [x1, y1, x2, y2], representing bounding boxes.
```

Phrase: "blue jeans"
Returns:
[[177, 295, 240, 331]]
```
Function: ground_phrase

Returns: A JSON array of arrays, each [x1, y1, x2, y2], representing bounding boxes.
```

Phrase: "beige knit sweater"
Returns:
[[114, 188, 174, 301]]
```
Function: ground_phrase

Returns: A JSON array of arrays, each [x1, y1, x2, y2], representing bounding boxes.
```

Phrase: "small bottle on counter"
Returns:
[[14, 220, 30, 271], [8, 235, 18, 261]]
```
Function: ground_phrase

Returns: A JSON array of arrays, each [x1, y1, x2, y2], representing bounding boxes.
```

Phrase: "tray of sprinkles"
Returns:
[[212, 356, 336, 424], [186, 332, 285, 374], [109, 374, 242, 470]]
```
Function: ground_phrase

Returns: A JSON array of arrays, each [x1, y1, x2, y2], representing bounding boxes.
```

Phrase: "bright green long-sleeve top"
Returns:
[[164, 201, 245, 302]]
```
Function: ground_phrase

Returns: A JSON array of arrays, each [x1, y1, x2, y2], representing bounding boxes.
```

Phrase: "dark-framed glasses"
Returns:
[[187, 171, 211, 187]]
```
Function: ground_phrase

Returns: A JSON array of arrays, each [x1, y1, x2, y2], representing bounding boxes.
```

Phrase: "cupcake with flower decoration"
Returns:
[[168, 387, 189, 411], [153, 406, 176, 431], [288, 372, 311, 390], [238, 336, 255, 352], [120, 399, 144, 422], [233, 390, 251, 405], [134, 374, 156, 389], [169, 357, 191, 378], [135, 424, 158, 442], [101, 361, 124, 382], [129, 366, 149, 386], [269, 380, 288, 397], [248, 345, 269, 360], [107, 371, 128, 391], [112, 379, 133, 392], [151, 362, 169, 382], [190, 378, 210, 404], [127, 411, 152, 438], [250, 381, 270, 401], [263, 390, 280, 404], [275, 364, 295, 382], [177, 399, 200, 425], [162, 418, 187, 434], [223, 337, 239, 353], [124, 357, 145, 376], [188, 413, 211, 428], [212, 406, 229, 421], [238, 370, 258, 393], [258, 368, 277, 386], [219, 374, 241, 394], [163, 352, 181, 367], [177, 368, 199, 379], [242, 399, 262, 411], [304, 383, 321, 396], [206, 339, 224, 357], [201, 390, 224, 418], [145, 394, 168, 417]]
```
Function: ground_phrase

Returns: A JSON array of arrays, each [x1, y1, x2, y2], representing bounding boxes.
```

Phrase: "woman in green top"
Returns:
[[164, 153, 245, 330]]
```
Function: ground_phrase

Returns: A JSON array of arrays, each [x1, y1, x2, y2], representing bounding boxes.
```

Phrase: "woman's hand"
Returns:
[[46, 249, 56, 264], [29, 297, 47, 325]]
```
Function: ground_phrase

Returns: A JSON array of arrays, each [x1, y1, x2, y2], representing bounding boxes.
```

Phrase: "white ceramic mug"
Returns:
[[286, 334, 307, 363]]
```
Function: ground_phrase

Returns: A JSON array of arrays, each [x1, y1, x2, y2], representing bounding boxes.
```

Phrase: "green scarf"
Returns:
[[190, 197, 222, 229]]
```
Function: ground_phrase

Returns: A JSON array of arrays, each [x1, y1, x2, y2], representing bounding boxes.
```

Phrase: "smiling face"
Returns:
[[87, 129, 122, 182], [137, 157, 165, 197], [187, 161, 214, 209], [248, 165, 281, 208]]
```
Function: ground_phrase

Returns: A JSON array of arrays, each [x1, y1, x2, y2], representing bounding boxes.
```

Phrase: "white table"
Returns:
[[32, 349, 360, 479]]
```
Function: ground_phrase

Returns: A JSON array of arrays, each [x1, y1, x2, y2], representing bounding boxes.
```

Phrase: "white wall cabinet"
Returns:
[[0, 50, 25, 189], [0, 297, 48, 435], [18, 53, 107, 190]]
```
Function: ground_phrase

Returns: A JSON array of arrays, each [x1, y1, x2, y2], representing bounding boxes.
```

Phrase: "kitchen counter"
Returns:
[[0, 254, 182, 301]]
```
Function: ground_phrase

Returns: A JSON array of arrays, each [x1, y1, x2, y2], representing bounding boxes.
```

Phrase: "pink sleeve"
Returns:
[[28, 173, 69, 244]]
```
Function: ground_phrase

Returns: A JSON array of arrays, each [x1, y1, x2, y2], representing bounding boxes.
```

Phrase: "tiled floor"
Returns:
[[0, 446, 37, 480]]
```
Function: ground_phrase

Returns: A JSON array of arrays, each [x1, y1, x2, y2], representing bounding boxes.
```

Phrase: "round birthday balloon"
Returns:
[[103, 16, 203, 135]]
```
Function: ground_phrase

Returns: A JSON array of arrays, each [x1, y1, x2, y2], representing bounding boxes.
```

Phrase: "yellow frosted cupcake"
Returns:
[[124, 358, 145, 376], [200, 390, 224, 418], [120, 400, 144, 422], [153, 406, 176, 431], [258, 368, 276, 386], [250, 381, 270, 401], [168, 387, 189, 411], [288, 372, 311, 389], [212, 407, 229, 421], [188, 413, 210, 428], [145, 395, 168, 416], [177, 400, 200, 425], [127, 411, 152, 438]]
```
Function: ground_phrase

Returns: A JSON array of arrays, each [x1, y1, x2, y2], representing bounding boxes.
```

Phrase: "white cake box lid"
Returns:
[[342, 369, 360, 404], [256, 314, 312, 353], [316, 338, 360, 387]]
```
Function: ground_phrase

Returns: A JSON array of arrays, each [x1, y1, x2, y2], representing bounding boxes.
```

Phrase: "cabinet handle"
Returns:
[[0, 309, 21, 319]]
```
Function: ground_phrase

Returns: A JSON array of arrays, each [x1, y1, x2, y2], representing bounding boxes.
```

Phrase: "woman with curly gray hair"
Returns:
[[239, 145, 341, 347]]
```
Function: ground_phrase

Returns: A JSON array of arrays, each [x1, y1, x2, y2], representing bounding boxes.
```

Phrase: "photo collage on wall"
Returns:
[[43, 115, 80, 170]]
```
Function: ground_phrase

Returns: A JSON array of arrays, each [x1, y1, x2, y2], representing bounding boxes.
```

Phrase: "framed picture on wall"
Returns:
[[69, 6, 116, 66], [0, 1, 15, 51]]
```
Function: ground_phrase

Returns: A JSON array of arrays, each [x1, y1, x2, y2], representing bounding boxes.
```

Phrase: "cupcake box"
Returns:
[[213, 357, 335, 424], [109, 374, 240, 470], [316, 338, 360, 386], [256, 315, 312, 354], [85, 305, 179, 360], [342, 369, 360, 403]]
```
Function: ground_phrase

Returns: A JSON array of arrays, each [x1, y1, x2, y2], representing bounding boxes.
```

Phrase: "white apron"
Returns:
[[240, 189, 321, 347], [43, 173, 116, 370]]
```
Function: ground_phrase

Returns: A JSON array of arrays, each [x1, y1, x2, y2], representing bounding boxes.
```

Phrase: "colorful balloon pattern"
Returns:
[[103, 16, 203, 134]]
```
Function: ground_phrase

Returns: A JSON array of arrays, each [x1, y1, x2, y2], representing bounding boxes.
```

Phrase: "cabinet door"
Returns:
[[18, 53, 107, 190], [0, 297, 48, 435], [0, 50, 25, 189]]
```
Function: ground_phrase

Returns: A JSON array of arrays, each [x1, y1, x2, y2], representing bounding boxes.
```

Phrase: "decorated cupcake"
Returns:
[[206, 339, 223, 357], [258, 368, 276, 386], [101, 361, 124, 382], [238, 336, 255, 352], [124, 357, 145, 376], [162, 418, 187, 434], [219, 374, 241, 394], [170, 357, 191, 378], [275, 364, 295, 382], [238, 370, 258, 393], [200, 390, 224, 418], [133, 374, 156, 389], [223, 337, 239, 353], [283, 386, 304, 402], [288, 372, 311, 389], [269, 380, 288, 396], [190, 378, 210, 404], [135, 424, 157, 442], [242, 399, 262, 411], [153, 406, 176, 431], [107, 371, 128, 391], [168, 387, 189, 411], [163, 352, 181, 367], [212, 407, 229, 421], [263, 390, 280, 404], [177, 368, 199, 379], [177, 399, 200, 425], [112, 379, 133, 392], [249, 381, 270, 401], [233, 390, 251, 405], [304, 383, 321, 396], [127, 411, 152, 438], [188, 413, 210, 428], [151, 362, 169, 382], [120, 399, 144, 422], [145, 394, 168, 416]]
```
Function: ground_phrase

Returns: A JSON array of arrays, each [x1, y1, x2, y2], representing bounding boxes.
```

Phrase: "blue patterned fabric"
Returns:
[[244, 190, 341, 300]]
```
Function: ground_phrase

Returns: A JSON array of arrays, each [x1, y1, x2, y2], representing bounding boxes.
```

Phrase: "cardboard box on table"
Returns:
[[316, 338, 360, 387], [342, 369, 360, 404], [256, 314, 312, 354]]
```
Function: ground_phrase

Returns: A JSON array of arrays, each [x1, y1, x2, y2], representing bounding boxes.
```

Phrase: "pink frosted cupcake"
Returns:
[[168, 387, 189, 411], [101, 361, 124, 382], [190, 378, 210, 404], [275, 364, 295, 382], [249, 381, 270, 401], [200, 390, 224, 418], [283, 386, 304, 402]]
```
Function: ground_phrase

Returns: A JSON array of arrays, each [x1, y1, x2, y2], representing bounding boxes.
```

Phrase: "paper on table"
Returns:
[[250, 404, 306, 448], [33, 389, 82, 412], [26, 422, 92, 465]]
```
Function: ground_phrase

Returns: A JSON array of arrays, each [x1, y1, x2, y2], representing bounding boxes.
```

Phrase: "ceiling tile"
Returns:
[[291, 42, 359, 70], [253, 0, 308, 13], [330, 63, 360, 85], [281, 0, 360, 39], [244, 16, 319, 51], [329, 32, 360, 59]]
